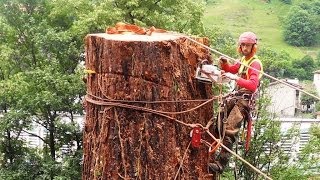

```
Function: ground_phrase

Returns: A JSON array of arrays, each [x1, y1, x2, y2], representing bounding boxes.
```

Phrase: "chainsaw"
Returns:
[[195, 60, 229, 83]]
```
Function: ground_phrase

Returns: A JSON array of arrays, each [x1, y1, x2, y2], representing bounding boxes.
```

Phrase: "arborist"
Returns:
[[209, 32, 263, 173]]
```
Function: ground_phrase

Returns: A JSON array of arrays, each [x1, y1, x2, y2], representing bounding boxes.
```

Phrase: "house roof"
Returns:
[[314, 70, 320, 74], [268, 79, 303, 89]]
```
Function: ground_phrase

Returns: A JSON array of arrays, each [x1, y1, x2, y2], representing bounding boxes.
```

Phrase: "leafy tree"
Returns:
[[315, 51, 320, 68], [10, 65, 84, 160], [205, 26, 237, 60], [300, 82, 318, 113], [298, 124, 320, 176], [279, 0, 292, 5], [205, 0, 217, 5], [258, 47, 293, 78], [0, 0, 208, 179], [283, 6, 317, 46], [292, 55, 315, 80], [315, 102, 320, 112], [0, 150, 43, 180], [0, 0, 85, 179], [299, 1, 320, 17], [111, 0, 206, 34], [232, 81, 288, 179]]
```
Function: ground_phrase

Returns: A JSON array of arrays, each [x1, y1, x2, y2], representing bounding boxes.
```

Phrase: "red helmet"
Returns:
[[238, 32, 257, 44]]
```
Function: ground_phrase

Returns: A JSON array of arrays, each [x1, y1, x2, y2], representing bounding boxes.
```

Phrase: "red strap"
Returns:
[[245, 118, 252, 152]]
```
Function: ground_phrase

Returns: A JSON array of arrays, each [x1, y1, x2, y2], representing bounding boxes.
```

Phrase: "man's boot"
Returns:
[[208, 161, 223, 173], [209, 136, 233, 173]]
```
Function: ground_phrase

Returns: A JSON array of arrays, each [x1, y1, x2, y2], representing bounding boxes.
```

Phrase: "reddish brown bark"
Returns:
[[83, 33, 217, 179]]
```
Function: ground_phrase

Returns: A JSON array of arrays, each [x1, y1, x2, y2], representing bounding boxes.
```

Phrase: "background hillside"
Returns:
[[203, 0, 319, 59]]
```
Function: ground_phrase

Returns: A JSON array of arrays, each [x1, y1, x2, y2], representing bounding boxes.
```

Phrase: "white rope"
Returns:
[[182, 35, 320, 101], [206, 130, 273, 180]]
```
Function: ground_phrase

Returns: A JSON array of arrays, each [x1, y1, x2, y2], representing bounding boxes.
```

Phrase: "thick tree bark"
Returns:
[[83, 33, 217, 179]]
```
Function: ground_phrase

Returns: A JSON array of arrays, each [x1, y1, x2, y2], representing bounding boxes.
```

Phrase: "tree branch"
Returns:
[[21, 129, 46, 142], [154, 0, 161, 5]]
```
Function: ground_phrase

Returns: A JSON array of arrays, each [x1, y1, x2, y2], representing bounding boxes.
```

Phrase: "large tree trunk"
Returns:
[[83, 33, 216, 179]]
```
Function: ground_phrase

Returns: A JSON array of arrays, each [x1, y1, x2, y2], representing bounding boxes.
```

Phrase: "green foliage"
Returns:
[[316, 51, 320, 67], [230, 81, 285, 179], [204, 0, 320, 60], [0, 0, 208, 179], [0, 149, 43, 180], [204, 26, 237, 59], [301, 90, 318, 107], [315, 102, 320, 112], [283, 6, 317, 46], [258, 47, 293, 78], [10, 66, 85, 114], [292, 55, 315, 80], [34, 152, 82, 180], [205, 0, 217, 5], [257, 47, 316, 81], [300, 81, 318, 113], [0, 0, 85, 178], [298, 124, 320, 176], [55, 118, 83, 151], [279, 0, 292, 5], [111, 0, 206, 34]]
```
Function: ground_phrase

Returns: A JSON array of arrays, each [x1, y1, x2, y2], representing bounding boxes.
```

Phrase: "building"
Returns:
[[313, 70, 320, 96], [18, 114, 84, 149], [266, 79, 302, 117], [19, 123, 46, 149]]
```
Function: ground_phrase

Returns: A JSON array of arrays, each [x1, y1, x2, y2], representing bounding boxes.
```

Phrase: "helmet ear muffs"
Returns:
[[237, 46, 242, 54], [252, 44, 257, 54], [237, 44, 257, 55]]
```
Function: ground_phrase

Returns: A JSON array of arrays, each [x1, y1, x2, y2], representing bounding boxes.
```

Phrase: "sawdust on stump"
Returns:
[[82, 32, 217, 179]]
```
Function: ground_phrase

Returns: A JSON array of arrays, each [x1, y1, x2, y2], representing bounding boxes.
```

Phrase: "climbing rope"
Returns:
[[88, 92, 212, 103], [85, 94, 211, 129], [205, 129, 272, 180], [85, 93, 273, 180], [86, 93, 218, 116], [174, 141, 191, 180]]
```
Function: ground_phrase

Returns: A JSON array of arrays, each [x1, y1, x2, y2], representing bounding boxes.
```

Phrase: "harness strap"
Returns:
[[224, 90, 258, 152], [245, 113, 253, 152]]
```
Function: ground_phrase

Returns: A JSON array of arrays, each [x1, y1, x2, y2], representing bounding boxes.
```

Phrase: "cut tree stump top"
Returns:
[[87, 32, 182, 42]]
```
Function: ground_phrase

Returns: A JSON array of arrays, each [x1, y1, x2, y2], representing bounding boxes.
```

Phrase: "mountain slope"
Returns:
[[203, 0, 319, 59]]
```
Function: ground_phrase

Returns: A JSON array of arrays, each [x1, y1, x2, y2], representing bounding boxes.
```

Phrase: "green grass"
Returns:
[[203, 0, 320, 59]]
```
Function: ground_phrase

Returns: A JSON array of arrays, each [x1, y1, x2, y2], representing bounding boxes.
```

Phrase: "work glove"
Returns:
[[219, 56, 228, 64], [222, 72, 239, 80]]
